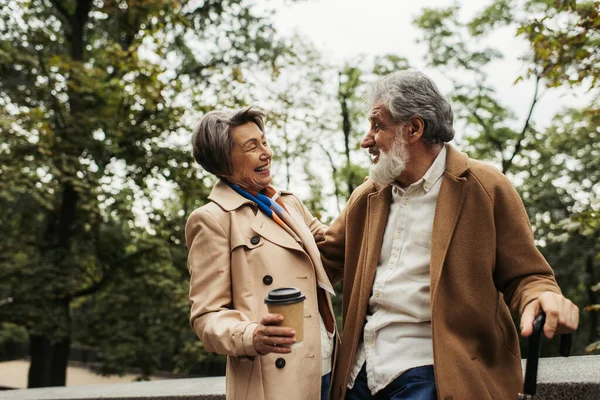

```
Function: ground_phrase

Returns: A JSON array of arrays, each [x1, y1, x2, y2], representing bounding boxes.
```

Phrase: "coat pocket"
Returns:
[[471, 358, 502, 399]]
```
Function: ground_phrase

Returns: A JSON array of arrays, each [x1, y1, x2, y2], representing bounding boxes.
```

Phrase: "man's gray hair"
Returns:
[[191, 107, 266, 176], [366, 71, 454, 145]]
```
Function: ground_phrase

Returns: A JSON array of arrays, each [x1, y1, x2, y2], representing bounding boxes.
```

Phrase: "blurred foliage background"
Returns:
[[0, 0, 598, 388]]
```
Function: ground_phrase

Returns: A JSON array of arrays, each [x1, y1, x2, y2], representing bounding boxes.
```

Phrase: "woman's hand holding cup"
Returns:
[[253, 313, 296, 355]]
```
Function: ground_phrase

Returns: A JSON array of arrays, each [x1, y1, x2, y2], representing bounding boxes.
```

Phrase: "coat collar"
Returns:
[[209, 179, 301, 250], [208, 179, 296, 211], [208, 179, 255, 211], [443, 144, 470, 178]]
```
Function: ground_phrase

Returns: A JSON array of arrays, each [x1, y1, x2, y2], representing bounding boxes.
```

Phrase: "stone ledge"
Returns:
[[0, 376, 225, 400], [2, 356, 599, 400]]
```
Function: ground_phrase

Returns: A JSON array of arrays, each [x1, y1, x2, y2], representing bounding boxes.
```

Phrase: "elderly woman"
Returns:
[[186, 107, 336, 400]]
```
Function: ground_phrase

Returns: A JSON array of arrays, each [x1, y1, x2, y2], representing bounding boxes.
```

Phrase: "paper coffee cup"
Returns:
[[264, 287, 306, 346]]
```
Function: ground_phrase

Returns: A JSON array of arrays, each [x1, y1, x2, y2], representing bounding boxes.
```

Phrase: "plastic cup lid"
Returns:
[[264, 287, 306, 305]]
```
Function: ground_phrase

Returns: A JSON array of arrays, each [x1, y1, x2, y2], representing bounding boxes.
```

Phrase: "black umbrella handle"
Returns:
[[520, 312, 572, 398]]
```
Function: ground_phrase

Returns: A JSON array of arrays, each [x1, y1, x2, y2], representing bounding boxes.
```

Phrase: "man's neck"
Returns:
[[396, 143, 443, 188]]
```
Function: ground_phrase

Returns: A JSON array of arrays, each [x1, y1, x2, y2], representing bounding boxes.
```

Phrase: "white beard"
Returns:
[[369, 136, 409, 186]]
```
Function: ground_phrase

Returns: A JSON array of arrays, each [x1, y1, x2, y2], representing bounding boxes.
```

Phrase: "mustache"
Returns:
[[368, 146, 380, 156]]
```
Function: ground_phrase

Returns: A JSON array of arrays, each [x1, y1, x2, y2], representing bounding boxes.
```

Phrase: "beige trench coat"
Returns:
[[186, 180, 336, 400], [318, 145, 562, 400]]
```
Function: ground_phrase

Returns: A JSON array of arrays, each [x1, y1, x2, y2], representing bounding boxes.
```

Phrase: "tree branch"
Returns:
[[503, 75, 541, 174], [70, 273, 111, 299], [452, 78, 504, 158], [169, 56, 242, 86], [318, 143, 341, 214], [470, 107, 503, 155]]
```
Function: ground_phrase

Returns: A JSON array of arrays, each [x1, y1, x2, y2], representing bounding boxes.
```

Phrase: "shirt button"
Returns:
[[367, 340, 373, 347], [403, 199, 409, 205], [263, 275, 273, 285], [275, 357, 286, 369], [375, 291, 381, 298], [250, 235, 260, 245], [395, 233, 401, 239]]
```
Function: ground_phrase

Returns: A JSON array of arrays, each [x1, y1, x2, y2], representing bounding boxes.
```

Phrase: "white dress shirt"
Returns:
[[320, 315, 334, 375], [348, 146, 447, 394]]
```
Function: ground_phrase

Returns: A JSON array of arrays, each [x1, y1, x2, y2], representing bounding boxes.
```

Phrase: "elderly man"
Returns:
[[318, 71, 579, 400]]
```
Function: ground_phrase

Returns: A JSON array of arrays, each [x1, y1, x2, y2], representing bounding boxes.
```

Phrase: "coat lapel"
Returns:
[[250, 209, 304, 252], [430, 145, 469, 304], [362, 185, 393, 297]]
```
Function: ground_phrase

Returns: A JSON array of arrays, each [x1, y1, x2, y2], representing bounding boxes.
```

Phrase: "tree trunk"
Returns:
[[27, 334, 70, 387], [50, 336, 71, 386], [339, 88, 355, 198], [586, 255, 598, 344], [28, 335, 51, 388], [27, 0, 92, 388]]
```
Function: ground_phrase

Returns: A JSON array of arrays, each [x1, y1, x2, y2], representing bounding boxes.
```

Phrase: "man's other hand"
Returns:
[[520, 292, 579, 339], [311, 224, 327, 243]]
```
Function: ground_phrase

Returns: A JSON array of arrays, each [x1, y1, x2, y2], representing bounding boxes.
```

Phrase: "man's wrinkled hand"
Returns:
[[312, 224, 327, 243], [520, 292, 579, 339]]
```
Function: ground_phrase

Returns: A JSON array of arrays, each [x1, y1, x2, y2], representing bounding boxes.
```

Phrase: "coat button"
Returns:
[[275, 357, 286, 369], [263, 275, 273, 285], [250, 235, 260, 245]]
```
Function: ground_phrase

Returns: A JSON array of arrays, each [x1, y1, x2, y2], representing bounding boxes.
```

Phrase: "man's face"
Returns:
[[361, 103, 410, 185], [361, 103, 399, 158]]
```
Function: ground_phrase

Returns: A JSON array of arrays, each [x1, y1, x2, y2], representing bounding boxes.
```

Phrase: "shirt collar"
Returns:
[[421, 145, 447, 192], [391, 145, 447, 194]]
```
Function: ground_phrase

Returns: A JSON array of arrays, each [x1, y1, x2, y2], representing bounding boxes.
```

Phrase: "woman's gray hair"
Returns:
[[366, 71, 454, 145], [191, 106, 266, 176]]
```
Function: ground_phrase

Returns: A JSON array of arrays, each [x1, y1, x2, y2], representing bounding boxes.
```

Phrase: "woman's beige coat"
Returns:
[[186, 180, 336, 400]]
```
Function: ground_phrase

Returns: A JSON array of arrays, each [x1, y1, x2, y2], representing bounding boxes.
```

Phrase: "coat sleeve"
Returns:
[[317, 205, 348, 285], [186, 208, 259, 358], [292, 195, 328, 236], [491, 176, 562, 316]]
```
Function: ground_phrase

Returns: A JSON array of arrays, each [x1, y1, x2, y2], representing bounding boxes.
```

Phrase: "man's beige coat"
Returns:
[[318, 145, 561, 400], [186, 180, 336, 400]]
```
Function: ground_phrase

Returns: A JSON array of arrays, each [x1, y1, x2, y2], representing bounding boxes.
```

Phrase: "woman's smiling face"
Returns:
[[226, 122, 273, 193]]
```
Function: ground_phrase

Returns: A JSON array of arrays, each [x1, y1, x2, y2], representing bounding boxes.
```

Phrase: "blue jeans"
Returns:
[[345, 363, 437, 400], [322, 372, 331, 400]]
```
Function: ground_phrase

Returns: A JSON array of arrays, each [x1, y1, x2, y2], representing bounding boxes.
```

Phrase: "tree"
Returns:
[[0, 0, 285, 387], [260, 36, 330, 192], [327, 55, 409, 209], [517, 2, 600, 349], [413, 0, 600, 354], [337, 64, 363, 197], [517, 0, 600, 89]]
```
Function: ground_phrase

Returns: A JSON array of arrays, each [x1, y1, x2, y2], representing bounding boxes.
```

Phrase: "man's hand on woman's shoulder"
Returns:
[[311, 224, 328, 243]]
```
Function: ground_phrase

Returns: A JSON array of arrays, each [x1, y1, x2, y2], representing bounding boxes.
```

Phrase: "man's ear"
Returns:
[[406, 116, 424, 144]]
